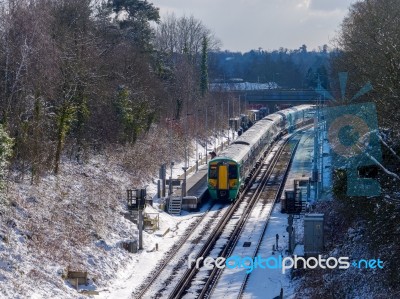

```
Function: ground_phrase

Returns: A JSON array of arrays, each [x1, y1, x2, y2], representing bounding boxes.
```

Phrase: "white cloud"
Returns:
[[151, 0, 354, 52], [297, 0, 311, 9], [309, 0, 354, 11]]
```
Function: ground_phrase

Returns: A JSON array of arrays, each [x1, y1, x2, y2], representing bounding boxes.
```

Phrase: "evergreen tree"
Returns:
[[0, 125, 13, 205], [200, 35, 209, 97], [108, 0, 160, 50]]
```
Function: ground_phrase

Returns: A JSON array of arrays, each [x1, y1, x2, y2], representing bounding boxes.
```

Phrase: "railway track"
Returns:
[[236, 136, 300, 299], [132, 201, 228, 299], [134, 133, 285, 299], [169, 130, 304, 299], [134, 125, 310, 299], [134, 142, 278, 299]]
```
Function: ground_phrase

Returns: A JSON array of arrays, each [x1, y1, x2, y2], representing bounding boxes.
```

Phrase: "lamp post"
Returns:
[[221, 100, 224, 150], [214, 95, 217, 152], [167, 116, 176, 197], [317, 85, 326, 198], [315, 75, 328, 200], [313, 102, 318, 199], [169, 161, 174, 196], [196, 109, 200, 172], [205, 106, 208, 164], [227, 98, 230, 144], [182, 166, 188, 197], [184, 113, 193, 169], [232, 98, 235, 141], [313, 88, 323, 202], [239, 95, 241, 115], [232, 97, 235, 117]]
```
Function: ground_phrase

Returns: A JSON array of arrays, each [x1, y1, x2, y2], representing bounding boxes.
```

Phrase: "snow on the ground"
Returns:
[[211, 130, 315, 299], [139, 203, 229, 299], [241, 203, 296, 299], [183, 197, 250, 297], [0, 126, 236, 299], [1, 155, 142, 298], [0, 123, 324, 299], [149, 130, 234, 206], [97, 132, 235, 298], [98, 203, 215, 299]]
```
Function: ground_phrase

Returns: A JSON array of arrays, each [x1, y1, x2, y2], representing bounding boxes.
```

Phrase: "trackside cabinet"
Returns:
[[304, 213, 324, 257]]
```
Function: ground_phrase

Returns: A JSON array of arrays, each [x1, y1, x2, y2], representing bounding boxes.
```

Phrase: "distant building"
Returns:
[[209, 81, 279, 91]]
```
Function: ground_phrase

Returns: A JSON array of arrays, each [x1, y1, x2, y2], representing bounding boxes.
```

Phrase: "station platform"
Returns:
[[173, 165, 209, 205], [280, 129, 314, 212], [185, 166, 208, 199], [285, 129, 314, 188]]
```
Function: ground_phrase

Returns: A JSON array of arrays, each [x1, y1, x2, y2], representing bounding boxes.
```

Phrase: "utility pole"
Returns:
[[227, 99, 230, 144], [206, 106, 208, 164]]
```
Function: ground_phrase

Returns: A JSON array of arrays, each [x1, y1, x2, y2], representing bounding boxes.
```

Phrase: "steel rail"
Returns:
[[199, 133, 301, 299]]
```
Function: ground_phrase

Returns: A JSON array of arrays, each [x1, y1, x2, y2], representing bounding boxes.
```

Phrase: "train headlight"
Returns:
[[208, 179, 217, 188], [229, 179, 238, 188]]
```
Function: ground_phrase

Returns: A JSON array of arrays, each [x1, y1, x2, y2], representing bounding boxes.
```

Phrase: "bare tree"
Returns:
[[155, 13, 221, 59], [332, 0, 400, 131]]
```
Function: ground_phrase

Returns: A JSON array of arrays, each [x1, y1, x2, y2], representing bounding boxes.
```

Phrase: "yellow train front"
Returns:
[[207, 157, 241, 201]]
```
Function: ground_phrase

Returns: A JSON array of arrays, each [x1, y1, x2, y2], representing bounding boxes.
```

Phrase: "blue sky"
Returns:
[[150, 0, 356, 52]]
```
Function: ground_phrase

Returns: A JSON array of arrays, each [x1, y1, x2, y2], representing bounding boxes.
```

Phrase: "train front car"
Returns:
[[208, 157, 241, 201]]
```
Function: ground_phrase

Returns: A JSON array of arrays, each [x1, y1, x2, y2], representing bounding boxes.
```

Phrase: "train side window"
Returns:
[[229, 164, 238, 179], [209, 166, 217, 179]]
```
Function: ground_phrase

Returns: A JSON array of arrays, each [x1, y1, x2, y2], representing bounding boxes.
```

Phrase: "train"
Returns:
[[229, 107, 270, 136], [207, 105, 315, 201]]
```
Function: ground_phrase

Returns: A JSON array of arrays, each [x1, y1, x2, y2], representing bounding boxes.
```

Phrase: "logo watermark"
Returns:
[[188, 253, 384, 274], [315, 72, 382, 197], [324, 102, 382, 196]]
